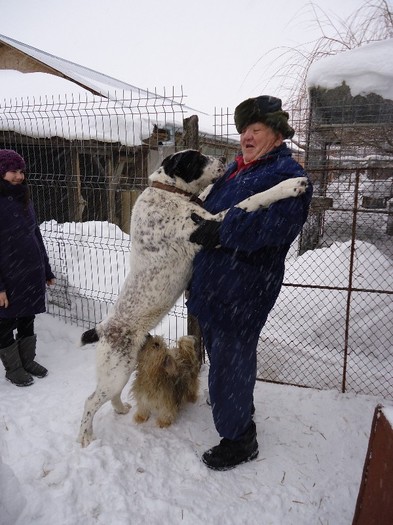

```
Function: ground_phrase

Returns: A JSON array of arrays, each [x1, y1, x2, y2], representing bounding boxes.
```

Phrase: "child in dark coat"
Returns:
[[0, 149, 55, 386]]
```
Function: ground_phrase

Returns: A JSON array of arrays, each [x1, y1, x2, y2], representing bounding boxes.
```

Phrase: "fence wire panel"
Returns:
[[1, 91, 391, 399], [0, 89, 188, 334], [257, 94, 392, 399]]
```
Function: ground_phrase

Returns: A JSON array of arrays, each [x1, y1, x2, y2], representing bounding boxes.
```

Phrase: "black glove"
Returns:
[[189, 213, 222, 249]]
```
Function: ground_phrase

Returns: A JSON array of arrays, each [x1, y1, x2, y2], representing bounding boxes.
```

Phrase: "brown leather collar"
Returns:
[[151, 181, 203, 206]]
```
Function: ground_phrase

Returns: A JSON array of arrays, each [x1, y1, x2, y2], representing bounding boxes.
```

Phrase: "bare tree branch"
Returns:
[[245, 0, 393, 141]]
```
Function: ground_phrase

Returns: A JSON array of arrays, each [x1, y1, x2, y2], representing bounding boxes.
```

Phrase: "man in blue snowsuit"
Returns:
[[187, 96, 313, 470]]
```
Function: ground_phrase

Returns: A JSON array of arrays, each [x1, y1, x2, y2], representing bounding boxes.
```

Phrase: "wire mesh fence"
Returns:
[[260, 93, 392, 398], [214, 94, 393, 399], [0, 89, 391, 399], [0, 89, 189, 329]]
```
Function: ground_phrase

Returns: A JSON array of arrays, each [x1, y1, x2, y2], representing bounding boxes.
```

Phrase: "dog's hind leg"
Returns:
[[78, 388, 109, 448], [77, 367, 133, 447], [111, 392, 131, 414], [77, 342, 136, 447]]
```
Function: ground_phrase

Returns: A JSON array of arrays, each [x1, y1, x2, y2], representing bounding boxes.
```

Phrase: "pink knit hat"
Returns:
[[0, 149, 26, 177]]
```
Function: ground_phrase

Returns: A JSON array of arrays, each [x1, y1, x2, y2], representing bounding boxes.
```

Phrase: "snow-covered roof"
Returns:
[[307, 39, 393, 102], [0, 33, 187, 106], [0, 34, 211, 146]]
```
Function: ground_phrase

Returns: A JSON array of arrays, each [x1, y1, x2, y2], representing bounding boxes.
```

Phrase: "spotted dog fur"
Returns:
[[77, 149, 308, 447]]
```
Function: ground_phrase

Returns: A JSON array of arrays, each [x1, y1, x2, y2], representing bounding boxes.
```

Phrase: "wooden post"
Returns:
[[387, 198, 393, 236], [70, 149, 85, 222], [182, 115, 199, 150], [183, 115, 203, 364], [108, 158, 126, 226]]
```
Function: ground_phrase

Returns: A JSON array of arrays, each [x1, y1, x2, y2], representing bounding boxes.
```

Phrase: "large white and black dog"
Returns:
[[77, 149, 307, 447]]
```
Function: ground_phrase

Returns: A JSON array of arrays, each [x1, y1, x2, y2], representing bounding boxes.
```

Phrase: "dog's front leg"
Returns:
[[133, 401, 151, 424], [197, 183, 214, 202], [156, 408, 175, 428], [235, 177, 308, 212]]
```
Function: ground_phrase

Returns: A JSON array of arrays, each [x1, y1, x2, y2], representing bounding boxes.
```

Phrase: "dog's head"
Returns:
[[137, 334, 177, 376], [149, 149, 225, 195]]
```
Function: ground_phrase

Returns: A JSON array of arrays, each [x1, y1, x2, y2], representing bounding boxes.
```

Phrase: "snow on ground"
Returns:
[[0, 313, 390, 525], [1, 204, 392, 525]]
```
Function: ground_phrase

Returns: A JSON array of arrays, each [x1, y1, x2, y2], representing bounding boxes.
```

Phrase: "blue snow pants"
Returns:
[[199, 309, 268, 441]]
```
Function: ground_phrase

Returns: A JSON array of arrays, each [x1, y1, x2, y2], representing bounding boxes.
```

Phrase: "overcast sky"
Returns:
[[0, 0, 383, 116]]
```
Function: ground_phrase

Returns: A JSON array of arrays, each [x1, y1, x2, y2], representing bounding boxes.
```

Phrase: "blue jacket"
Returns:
[[0, 181, 55, 318], [187, 144, 313, 327]]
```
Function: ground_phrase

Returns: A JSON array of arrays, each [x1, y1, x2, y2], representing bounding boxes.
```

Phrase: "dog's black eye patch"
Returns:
[[161, 150, 208, 183]]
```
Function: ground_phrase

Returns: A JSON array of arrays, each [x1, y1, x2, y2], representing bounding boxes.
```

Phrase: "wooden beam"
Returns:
[[0, 42, 103, 97], [352, 404, 393, 525]]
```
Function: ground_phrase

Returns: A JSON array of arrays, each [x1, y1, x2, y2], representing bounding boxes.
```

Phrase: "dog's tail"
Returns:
[[81, 327, 99, 346]]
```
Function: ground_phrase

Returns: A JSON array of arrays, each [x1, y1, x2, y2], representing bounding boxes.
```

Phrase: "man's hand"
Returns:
[[189, 213, 222, 249], [0, 291, 9, 308]]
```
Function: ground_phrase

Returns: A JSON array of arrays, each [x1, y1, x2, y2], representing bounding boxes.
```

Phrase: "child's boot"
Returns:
[[18, 335, 48, 378], [0, 341, 34, 386]]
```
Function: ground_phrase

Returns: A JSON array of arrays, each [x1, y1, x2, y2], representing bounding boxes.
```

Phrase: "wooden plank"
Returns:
[[352, 404, 393, 525]]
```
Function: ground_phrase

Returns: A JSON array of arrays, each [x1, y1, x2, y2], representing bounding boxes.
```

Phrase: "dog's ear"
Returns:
[[161, 150, 207, 183], [178, 336, 196, 353], [163, 354, 178, 376], [162, 152, 188, 179], [161, 154, 175, 177]]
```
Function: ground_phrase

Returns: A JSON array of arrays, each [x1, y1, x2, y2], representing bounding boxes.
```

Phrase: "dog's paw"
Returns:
[[134, 411, 150, 424], [278, 177, 308, 198], [77, 430, 95, 448], [157, 417, 173, 428], [114, 402, 131, 415]]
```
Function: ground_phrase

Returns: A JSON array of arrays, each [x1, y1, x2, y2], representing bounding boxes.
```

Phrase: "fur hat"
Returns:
[[0, 149, 26, 178], [234, 96, 295, 139]]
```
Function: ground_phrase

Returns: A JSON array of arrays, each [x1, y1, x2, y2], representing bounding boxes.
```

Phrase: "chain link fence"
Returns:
[[256, 92, 393, 399], [0, 90, 391, 399]]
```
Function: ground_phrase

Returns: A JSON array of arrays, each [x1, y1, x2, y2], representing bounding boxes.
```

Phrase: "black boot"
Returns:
[[0, 341, 34, 387], [202, 421, 259, 471], [18, 335, 48, 378]]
